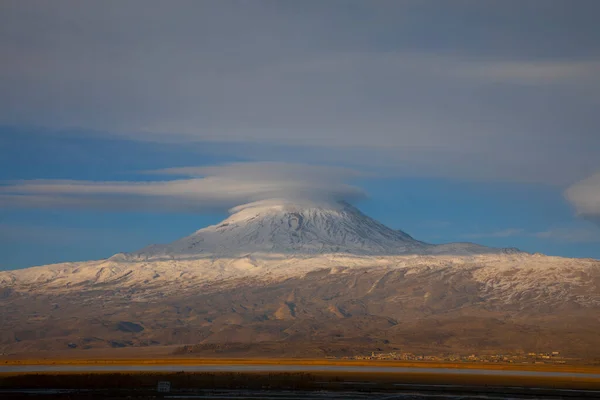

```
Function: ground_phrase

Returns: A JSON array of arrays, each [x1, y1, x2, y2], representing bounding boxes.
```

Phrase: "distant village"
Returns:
[[331, 350, 568, 364]]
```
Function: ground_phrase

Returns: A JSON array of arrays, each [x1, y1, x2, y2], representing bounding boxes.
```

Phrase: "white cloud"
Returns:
[[565, 172, 600, 217], [0, 162, 365, 213]]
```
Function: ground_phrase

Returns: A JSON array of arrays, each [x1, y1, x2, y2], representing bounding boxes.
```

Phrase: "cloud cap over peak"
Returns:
[[0, 162, 365, 213]]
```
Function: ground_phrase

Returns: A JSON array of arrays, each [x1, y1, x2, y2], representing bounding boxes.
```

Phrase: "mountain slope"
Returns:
[[1, 253, 599, 356], [4, 200, 599, 358]]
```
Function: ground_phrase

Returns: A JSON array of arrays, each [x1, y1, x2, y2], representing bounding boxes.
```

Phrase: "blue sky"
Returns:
[[1, 1, 600, 269], [1, 127, 599, 269]]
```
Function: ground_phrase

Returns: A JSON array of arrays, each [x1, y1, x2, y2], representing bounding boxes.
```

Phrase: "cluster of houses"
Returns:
[[347, 350, 565, 364], [528, 351, 561, 358]]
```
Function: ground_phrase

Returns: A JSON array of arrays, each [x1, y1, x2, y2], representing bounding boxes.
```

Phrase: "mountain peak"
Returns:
[[129, 200, 522, 260], [133, 200, 425, 259]]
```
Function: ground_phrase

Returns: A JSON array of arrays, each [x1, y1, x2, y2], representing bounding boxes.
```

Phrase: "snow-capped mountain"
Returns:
[[2, 199, 599, 357], [130, 200, 519, 259]]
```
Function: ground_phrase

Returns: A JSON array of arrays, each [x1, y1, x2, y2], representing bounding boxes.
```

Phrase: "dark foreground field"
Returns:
[[2, 371, 600, 399]]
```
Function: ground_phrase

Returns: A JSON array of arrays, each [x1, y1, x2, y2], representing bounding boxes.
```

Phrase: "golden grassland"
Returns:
[[2, 356, 600, 374]]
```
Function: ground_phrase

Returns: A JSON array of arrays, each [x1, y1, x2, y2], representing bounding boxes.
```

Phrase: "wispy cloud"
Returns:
[[145, 162, 364, 181], [0, 223, 146, 246], [534, 228, 600, 243], [461, 228, 525, 239], [0, 223, 81, 244], [455, 60, 600, 84], [0, 162, 365, 213], [461, 226, 600, 243]]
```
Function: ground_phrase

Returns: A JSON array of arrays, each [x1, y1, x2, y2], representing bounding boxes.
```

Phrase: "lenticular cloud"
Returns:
[[0, 162, 366, 213]]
